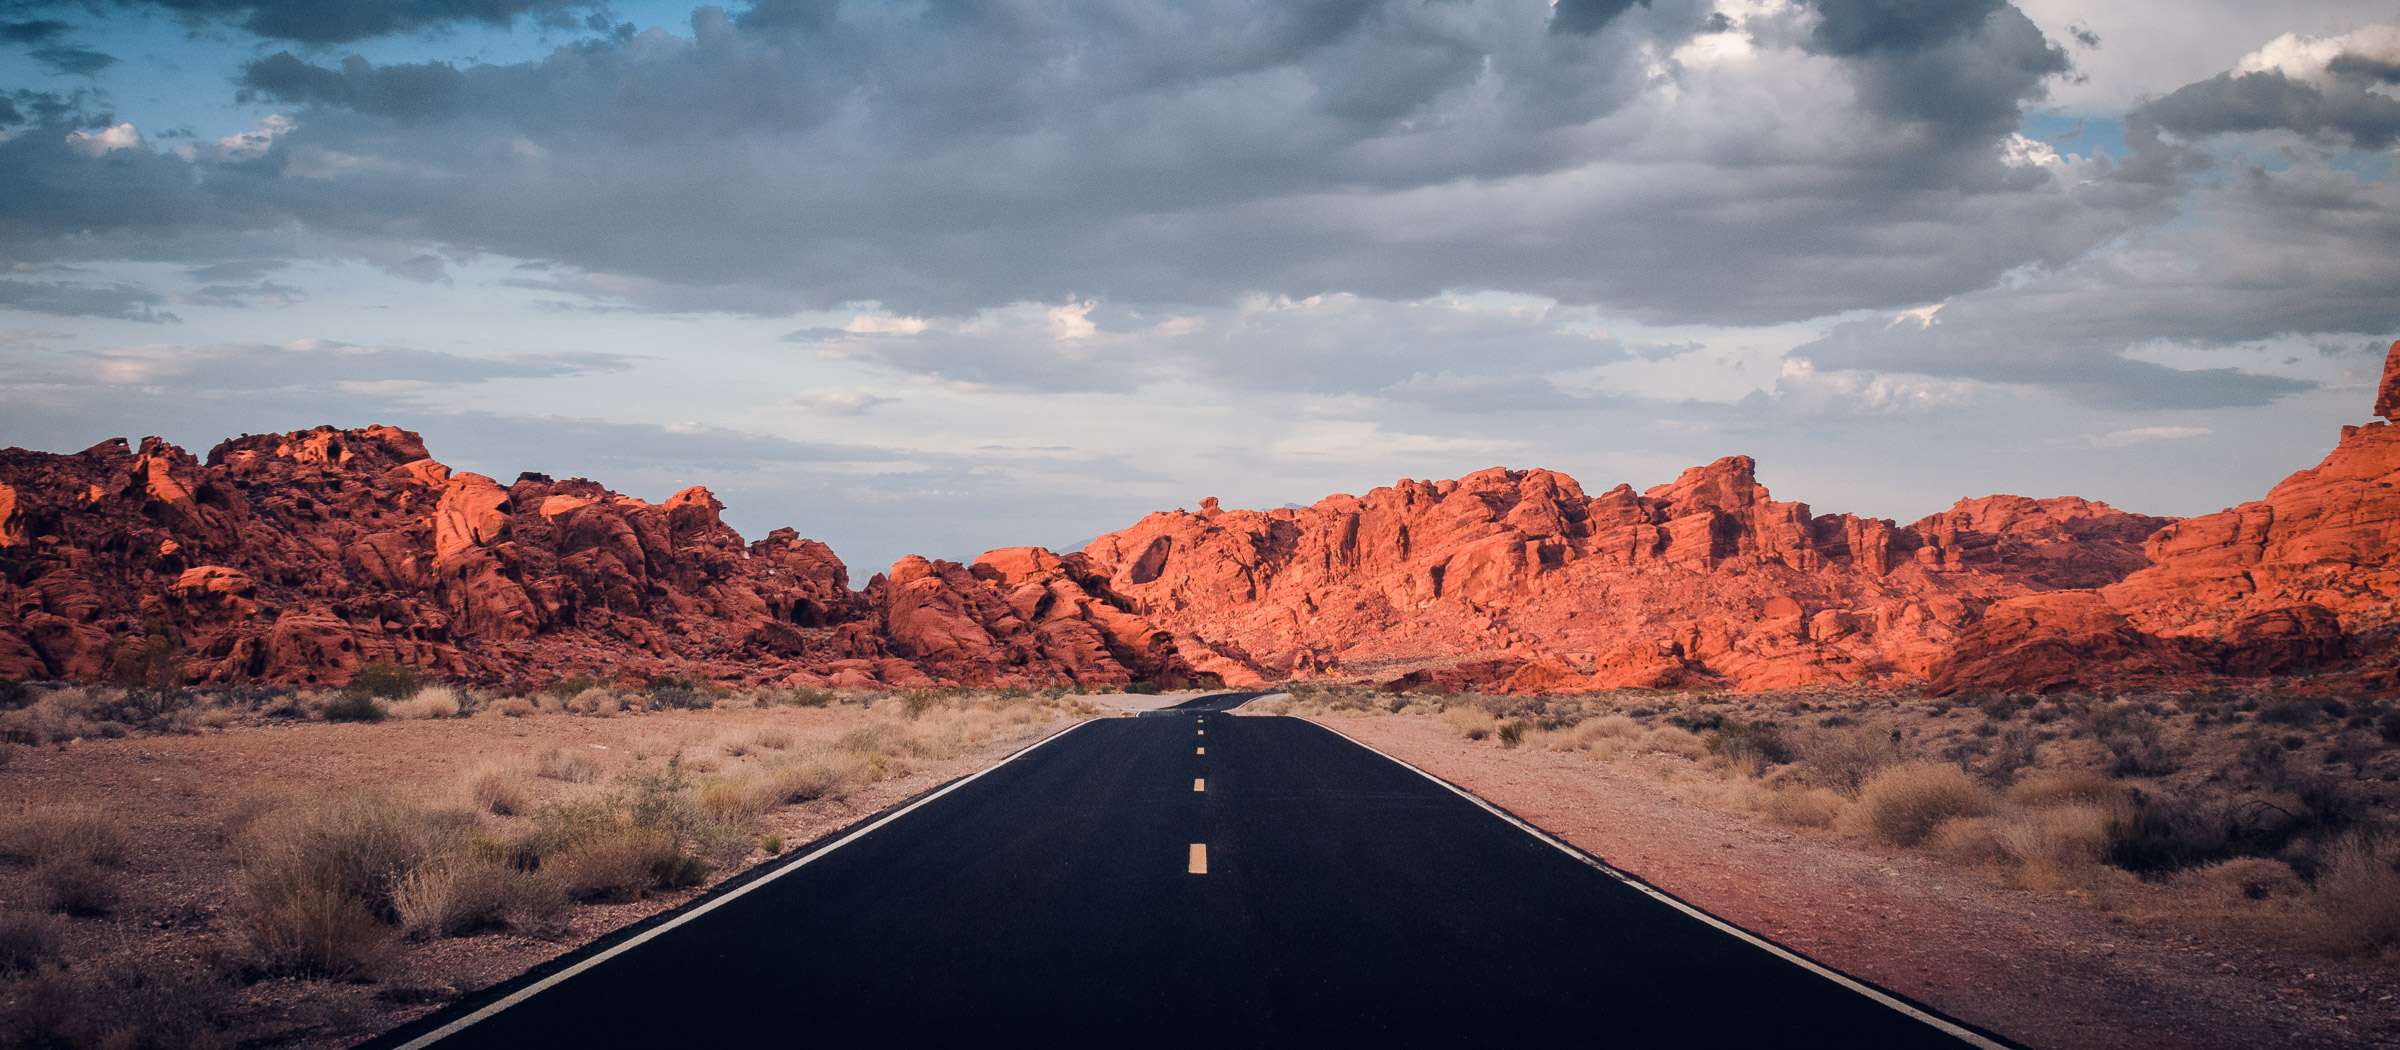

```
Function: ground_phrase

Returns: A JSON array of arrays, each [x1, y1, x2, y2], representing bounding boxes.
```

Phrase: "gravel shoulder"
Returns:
[[1310, 713, 2400, 1050]]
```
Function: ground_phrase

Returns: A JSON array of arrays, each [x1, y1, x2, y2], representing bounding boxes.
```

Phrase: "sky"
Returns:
[[1, 0, 2396, 582]]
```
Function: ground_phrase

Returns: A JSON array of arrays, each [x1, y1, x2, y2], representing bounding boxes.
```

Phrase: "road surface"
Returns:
[[372, 696, 2010, 1048]]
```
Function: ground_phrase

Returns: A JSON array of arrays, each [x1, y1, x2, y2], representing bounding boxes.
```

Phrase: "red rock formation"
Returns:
[[1931, 339, 2400, 693], [1075, 458, 2173, 692], [0, 426, 1198, 690]]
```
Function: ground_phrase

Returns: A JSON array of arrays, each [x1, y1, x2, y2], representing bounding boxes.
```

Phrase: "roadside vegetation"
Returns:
[[0, 675, 1091, 1049], [1267, 680, 2400, 963]]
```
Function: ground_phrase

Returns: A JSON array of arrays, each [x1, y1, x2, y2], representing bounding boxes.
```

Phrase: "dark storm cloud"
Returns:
[[236, 53, 466, 122], [2, 0, 2157, 338], [1803, 0, 2067, 136], [2137, 67, 2400, 150], [29, 0, 603, 44], [29, 44, 114, 76], [0, 279, 178, 322], [0, 18, 67, 42], [1551, 0, 1648, 36]]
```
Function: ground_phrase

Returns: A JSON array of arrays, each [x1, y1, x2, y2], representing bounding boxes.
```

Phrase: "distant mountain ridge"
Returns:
[[5, 343, 2397, 695]]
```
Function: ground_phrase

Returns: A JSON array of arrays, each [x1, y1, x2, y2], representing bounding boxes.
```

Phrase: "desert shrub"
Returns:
[[2172, 856, 2306, 905], [546, 675, 600, 699], [536, 747, 603, 783], [0, 803, 129, 869], [0, 677, 27, 709], [2378, 710, 2400, 744], [1496, 720, 1533, 748], [750, 727, 795, 751], [20, 955, 239, 1050], [238, 876, 392, 977], [1759, 785, 1846, 828], [2297, 831, 2400, 956], [2105, 795, 2233, 877], [762, 752, 871, 804], [1706, 720, 1790, 777], [2259, 698, 2323, 727], [775, 688, 835, 708], [322, 691, 385, 723], [1124, 681, 1161, 695], [31, 857, 118, 915], [489, 695, 538, 718], [387, 685, 462, 720], [1845, 761, 1994, 847], [1793, 726, 1904, 798], [229, 793, 450, 974], [759, 832, 786, 856], [696, 777, 764, 827], [1443, 707, 1498, 741], [1979, 725, 2040, 781], [345, 661, 423, 701], [2008, 768, 2129, 810], [0, 910, 61, 974], [648, 686, 709, 711], [466, 766, 531, 817], [547, 826, 680, 903], [393, 859, 570, 940], [1640, 725, 1710, 761]]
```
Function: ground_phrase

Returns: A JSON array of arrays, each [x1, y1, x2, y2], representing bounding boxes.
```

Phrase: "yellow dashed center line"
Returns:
[[1196, 747, 1205, 755], [1188, 843, 1208, 874], [1193, 778, 1205, 791]]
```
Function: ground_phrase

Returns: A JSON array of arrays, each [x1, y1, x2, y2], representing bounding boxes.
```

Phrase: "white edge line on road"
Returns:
[[1305, 719, 2012, 1050], [394, 718, 1094, 1050]]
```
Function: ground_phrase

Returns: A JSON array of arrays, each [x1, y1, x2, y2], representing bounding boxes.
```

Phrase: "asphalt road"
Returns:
[[374, 697, 2008, 1049]]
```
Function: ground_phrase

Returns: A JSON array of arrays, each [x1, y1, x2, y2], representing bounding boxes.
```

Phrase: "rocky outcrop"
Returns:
[[13, 340, 2392, 697], [1931, 340, 2400, 693], [0, 426, 1199, 690], [1074, 458, 2173, 693]]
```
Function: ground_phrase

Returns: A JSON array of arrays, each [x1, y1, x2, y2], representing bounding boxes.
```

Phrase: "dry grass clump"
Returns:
[[2170, 856, 2307, 910], [1791, 725, 1906, 798], [386, 686, 462, 720], [228, 793, 448, 976], [749, 727, 795, 751], [392, 858, 569, 940], [465, 764, 533, 817], [1, 955, 237, 1050], [1443, 707, 1499, 741], [0, 803, 129, 868], [0, 803, 129, 916], [1842, 761, 1994, 847], [2294, 831, 2400, 958], [1758, 785, 1847, 828], [486, 695, 538, 718], [0, 909, 62, 974], [535, 747, 604, 783]]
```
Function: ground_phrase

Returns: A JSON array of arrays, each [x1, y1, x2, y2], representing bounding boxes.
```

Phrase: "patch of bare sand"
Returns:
[[0, 703, 1077, 1049], [1311, 713, 2400, 1050]]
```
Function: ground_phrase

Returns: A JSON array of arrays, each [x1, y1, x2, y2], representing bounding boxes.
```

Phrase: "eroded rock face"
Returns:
[[13, 347, 2394, 697], [1930, 339, 2400, 693], [0, 426, 1191, 689], [1076, 458, 2174, 693]]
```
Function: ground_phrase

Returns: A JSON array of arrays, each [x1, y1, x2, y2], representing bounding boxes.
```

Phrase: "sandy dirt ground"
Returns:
[[1308, 713, 2400, 1050], [0, 703, 1079, 1048]]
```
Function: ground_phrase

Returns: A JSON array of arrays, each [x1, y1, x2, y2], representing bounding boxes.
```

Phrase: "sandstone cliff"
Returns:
[[1928, 341, 2400, 694], [9, 342, 2393, 695], [1074, 457, 2170, 693], [0, 427, 1199, 690]]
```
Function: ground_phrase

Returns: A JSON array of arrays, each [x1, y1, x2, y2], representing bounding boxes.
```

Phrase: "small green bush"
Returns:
[[322, 692, 384, 723], [344, 661, 422, 701], [1124, 681, 1160, 695], [759, 832, 786, 856]]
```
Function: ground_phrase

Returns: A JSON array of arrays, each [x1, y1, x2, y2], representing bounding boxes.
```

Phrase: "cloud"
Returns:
[[16, 339, 641, 391], [29, 44, 115, 76], [0, 279, 178, 322], [7, 0, 602, 45], [0, 19, 69, 44], [788, 391, 895, 416], [2090, 425, 2210, 447], [2134, 20, 2400, 149], [0, 0, 2155, 331]]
